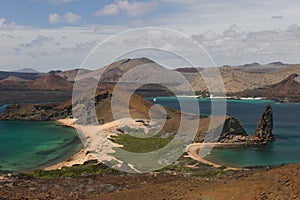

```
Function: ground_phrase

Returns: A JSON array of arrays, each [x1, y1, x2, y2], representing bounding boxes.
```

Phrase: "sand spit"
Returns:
[[45, 118, 158, 170]]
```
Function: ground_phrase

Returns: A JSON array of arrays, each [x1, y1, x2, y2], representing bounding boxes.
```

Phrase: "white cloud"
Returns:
[[63, 12, 81, 24], [19, 35, 54, 48], [94, 0, 156, 17], [48, 12, 81, 24], [96, 4, 120, 16], [192, 24, 300, 66], [62, 40, 98, 53], [136, 0, 300, 35], [48, 13, 60, 24], [2, 0, 300, 71], [0, 25, 124, 71], [0, 18, 6, 28]]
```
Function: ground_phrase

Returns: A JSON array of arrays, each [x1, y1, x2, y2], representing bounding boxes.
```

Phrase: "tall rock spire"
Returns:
[[254, 104, 274, 141]]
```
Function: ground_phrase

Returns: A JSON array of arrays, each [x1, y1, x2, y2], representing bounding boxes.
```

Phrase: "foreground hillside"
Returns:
[[0, 163, 299, 200]]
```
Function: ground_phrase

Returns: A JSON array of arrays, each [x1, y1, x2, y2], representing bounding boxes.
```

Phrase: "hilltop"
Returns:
[[12, 68, 40, 74], [26, 74, 73, 91]]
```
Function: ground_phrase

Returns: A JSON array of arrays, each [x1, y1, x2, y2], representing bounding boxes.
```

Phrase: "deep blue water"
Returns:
[[148, 97, 300, 167]]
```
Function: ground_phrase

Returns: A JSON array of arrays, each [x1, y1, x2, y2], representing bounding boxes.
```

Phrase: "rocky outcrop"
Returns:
[[0, 101, 72, 121], [253, 105, 274, 141], [194, 105, 275, 145], [218, 117, 248, 143]]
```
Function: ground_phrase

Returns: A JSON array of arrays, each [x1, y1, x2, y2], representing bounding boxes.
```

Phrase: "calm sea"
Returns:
[[1, 98, 300, 173], [149, 97, 300, 167], [0, 115, 82, 174]]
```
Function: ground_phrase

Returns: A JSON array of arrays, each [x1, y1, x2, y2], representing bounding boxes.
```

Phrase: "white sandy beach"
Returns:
[[186, 143, 242, 170]]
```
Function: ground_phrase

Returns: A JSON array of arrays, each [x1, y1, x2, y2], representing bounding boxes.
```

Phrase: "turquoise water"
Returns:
[[0, 121, 82, 174], [1, 98, 300, 171], [0, 104, 8, 113], [149, 97, 300, 167]]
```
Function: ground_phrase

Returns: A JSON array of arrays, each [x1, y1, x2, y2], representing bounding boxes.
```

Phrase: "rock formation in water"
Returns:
[[253, 104, 274, 141], [218, 117, 249, 143], [196, 104, 275, 145]]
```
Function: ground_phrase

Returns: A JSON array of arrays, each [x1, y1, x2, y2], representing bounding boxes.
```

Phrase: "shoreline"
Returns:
[[45, 118, 246, 171], [44, 119, 93, 170], [186, 143, 245, 171], [45, 118, 145, 171]]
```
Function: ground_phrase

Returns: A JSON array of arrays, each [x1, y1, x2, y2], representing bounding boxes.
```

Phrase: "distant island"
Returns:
[[11, 68, 40, 74]]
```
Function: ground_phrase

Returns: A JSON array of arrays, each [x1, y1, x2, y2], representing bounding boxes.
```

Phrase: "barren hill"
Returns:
[[78, 58, 156, 83], [25, 75, 73, 91], [57, 69, 92, 82], [0, 76, 28, 86], [189, 65, 300, 93], [231, 74, 300, 101], [12, 68, 39, 73]]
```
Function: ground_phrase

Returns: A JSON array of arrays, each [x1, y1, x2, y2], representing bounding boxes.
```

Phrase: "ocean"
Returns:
[[1, 98, 300, 173], [149, 97, 300, 167], [0, 119, 82, 174]]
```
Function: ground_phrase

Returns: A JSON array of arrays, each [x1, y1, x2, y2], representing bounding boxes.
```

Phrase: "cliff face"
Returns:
[[253, 105, 274, 141]]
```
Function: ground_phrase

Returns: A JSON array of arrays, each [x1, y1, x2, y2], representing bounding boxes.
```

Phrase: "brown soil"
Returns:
[[231, 74, 300, 101], [25, 75, 73, 91], [190, 65, 300, 93], [1, 164, 300, 200]]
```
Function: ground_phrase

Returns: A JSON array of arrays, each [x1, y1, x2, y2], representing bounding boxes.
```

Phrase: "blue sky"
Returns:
[[0, 0, 166, 27], [1, 0, 300, 71], [1, 1, 114, 26]]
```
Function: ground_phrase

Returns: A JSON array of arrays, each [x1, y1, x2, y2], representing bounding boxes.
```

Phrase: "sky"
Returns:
[[1, 0, 300, 71]]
